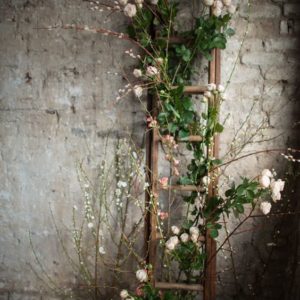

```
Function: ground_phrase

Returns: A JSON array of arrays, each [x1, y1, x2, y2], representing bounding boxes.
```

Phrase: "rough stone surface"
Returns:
[[0, 0, 299, 300]]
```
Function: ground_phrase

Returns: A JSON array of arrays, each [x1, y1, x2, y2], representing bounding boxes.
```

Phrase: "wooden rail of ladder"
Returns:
[[144, 15, 221, 300]]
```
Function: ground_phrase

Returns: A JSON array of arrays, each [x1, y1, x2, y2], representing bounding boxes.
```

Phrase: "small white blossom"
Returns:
[[165, 239, 176, 251], [99, 246, 106, 254], [222, 0, 231, 6], [146, 66, 159, 77], [189, 226, 200, 236], [124, 3, 137, 17], [150, 0, 158, 3], [133, 68, 142, 78], [203, 0, 214, 6], [87, 222, 94, 229], [217, 84, 225, 92], [120, 289, 129, 298], [227, 4, 236, 14], [171, 225, 180, 235], [119, 0, 128, 5], [191, 234, 199, 243], [270, 179, 285, 202], [180, 233, 189, 243], [261, 169, 273, 178], [204, 91, 212, 98], [207, 83, 217, 91], [136, 269, 148, 282], [260, 201, 271, 215], [117, 181, 127, 188], [212, 7, 222, 17], [214, 0, 223, 9], [134, 85, 143, 97], [135, 0, 143, 3], [202, 176, 210, 186], [170, 236, 179, 246], [259, 175, 271, 188]]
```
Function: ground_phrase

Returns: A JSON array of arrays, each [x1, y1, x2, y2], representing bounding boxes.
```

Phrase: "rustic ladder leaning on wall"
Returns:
[[144, 10, 221, 300]]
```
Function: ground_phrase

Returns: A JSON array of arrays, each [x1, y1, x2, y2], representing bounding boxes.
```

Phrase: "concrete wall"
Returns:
[[0, 0, 299, 299]]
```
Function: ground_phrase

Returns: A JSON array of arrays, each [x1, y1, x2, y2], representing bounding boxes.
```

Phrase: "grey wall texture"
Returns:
[[0, 0, 299, 299]]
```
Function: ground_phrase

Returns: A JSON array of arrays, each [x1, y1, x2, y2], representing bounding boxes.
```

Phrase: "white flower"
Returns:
[[270, 179, 285, 202], [119, 0, 128, 5], [259, 175, 271, 188], [133, 68, 142, 78], [217, 84, 225, 92], [136, 269, 148, 282], [191, 234, 199, 243], [99, 246, 106, 254], [214, 0, 223, 8], [135, 0, 143, 3], [150, 0, 158, 4], [156, 57, 164, 64], [180, 233, 189, 243], [261, 169, 273, 178], [204, 91, 212, 98], [203, 0, 214, 6], [207, 83, 216, 91], [165, 239, 176, 251], [124, 3, 137, 17], [73, 205, 78, 211], [87, 222, 94, 229], [189, 226, 199, 236], [146, 66, 159, 77], [202, 176, 210, 186], [170, 236, 179, 246], [222, 0, 231, 6], [212, 7, 222, 17], [260, 201, 271, 215], [117, 181, 128, 188], [171, 225, 180, 235], [120, 289, 129, 298], [134, 85, 143, 97], [227, 4, 236, 14]]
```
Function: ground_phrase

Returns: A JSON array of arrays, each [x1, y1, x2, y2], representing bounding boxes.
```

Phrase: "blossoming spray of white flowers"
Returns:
[[124, 3, 137, 18]]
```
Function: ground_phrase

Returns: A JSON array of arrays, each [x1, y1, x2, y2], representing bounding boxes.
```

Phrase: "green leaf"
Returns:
[[179, 176, 194, 185], [215, 123, 224, 133], [210, 228, 219, 239]]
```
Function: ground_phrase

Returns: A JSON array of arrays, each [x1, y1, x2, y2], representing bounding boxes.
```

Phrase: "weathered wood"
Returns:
[[155, 282, 204, 291], [159, 184, 205, 192]]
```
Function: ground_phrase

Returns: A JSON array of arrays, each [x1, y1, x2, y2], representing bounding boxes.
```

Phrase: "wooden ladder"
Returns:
[[144, 15, 221, 300]]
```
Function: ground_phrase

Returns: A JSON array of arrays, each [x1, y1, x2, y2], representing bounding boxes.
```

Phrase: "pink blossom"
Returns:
[[159, 177, 168, 189]]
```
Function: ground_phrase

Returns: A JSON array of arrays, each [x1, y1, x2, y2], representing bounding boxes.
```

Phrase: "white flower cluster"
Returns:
[[203, 83, 226, 102], [203, 0, 236, 16], [259, 169, 285, 215], [165, 225, 202, 252]]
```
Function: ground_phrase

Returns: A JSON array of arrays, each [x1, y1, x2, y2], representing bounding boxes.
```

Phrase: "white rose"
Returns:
[[87, 222, 94, 228], [261, 169, 273, 178], [133, 68, 142, 78], [171, 225, 180, 235], [136, 269, 148, 282], [259, 175, 271, 188], [170, 236, 179, 246], [202, 176, 210, 186], [217, 84, 225, 92], [120, 290, 129, 298], [271, 179, 285, 192], [227, 4, 236, 14], [212, 7, 222, 17], [165, 239, 176, 251], [222, 0, 231, 6], [119, 0, 128, 5], [150, 0, 158, 4], [146, 66, 159, 77], [207, 83, 216, 91], [191, 234, 199, 243], [180, 233, 189, 243], [124, 3, 137, 17], [133, 85, 143, 97], [203, 0, 214, 6], [214, 0, 223, 8], [260, 201, 271, 215], [271, 191, 281, 202], [189, 226, 200, 236]]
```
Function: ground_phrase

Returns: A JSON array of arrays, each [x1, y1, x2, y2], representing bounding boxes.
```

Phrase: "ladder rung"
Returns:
[[161, 185, 205, 192], [171, 85, 207, 94], [155, 282, 204, 291], [178, 135, 203, 142], [158, 135, 203, 143], [183, 86, 207, 94]]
